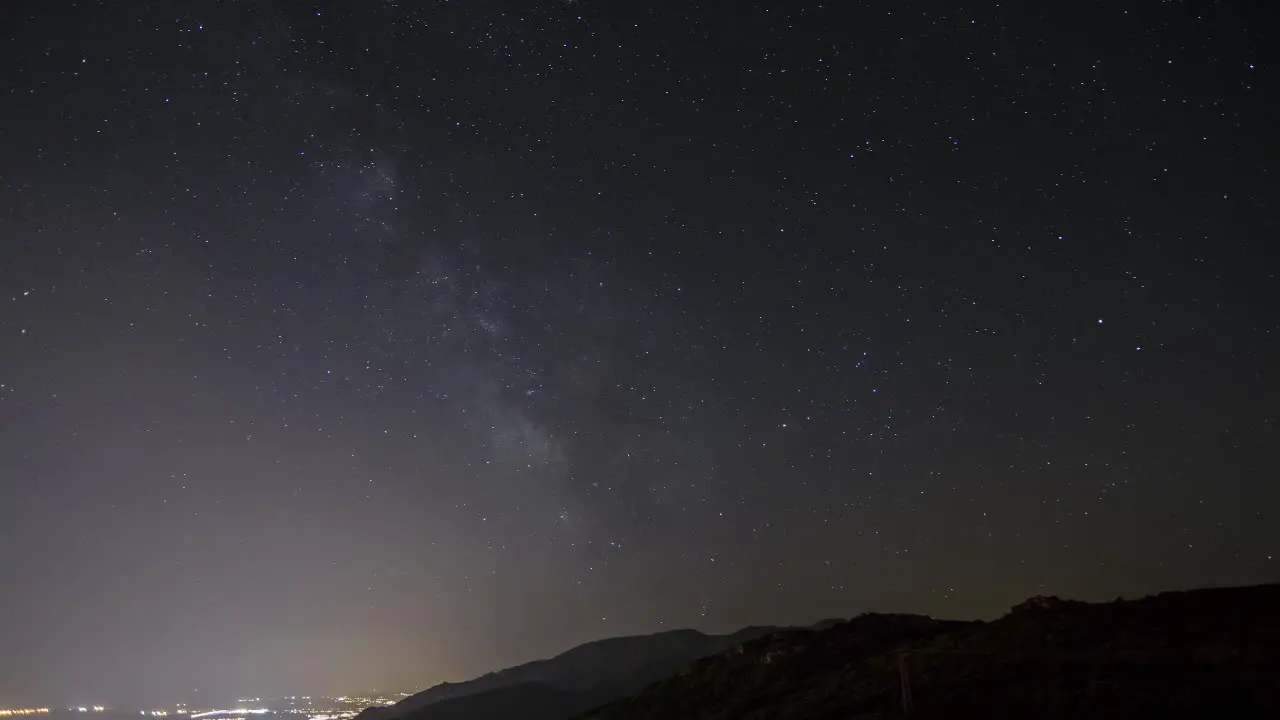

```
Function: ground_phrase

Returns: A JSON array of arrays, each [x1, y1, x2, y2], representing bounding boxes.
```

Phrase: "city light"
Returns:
[[7, 694, 406, 720]]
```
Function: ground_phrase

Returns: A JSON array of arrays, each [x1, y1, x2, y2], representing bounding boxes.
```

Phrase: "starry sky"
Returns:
[[1, 0, 1277, 708]]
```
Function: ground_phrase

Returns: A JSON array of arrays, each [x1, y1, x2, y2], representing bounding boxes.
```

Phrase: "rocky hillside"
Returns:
[[579, 584, 1280, 719]]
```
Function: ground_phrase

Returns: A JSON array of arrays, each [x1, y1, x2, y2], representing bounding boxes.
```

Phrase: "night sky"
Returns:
[[2, 0, 1277, 708]]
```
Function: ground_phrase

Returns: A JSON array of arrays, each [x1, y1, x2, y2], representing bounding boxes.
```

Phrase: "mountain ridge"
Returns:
[[579, 583, 1280, 719], [356, 624, 788, 720], [361, 583, 1280, 720]]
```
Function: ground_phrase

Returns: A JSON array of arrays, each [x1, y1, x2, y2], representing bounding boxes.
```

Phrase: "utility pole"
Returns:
[[898, 652, 914, 715]]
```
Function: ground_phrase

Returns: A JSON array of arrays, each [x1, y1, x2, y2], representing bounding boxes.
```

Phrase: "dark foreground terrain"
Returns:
[[581, 584, 1280, 719], [362, 583, 1280, 720], [356, 625, 791, 720]]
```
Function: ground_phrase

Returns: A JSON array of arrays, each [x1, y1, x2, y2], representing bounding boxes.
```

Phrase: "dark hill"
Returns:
[[357, 625, 784, 720], [576, 613, 968, 720], [389, 683, 595, 720], [579, 583, 1280, 719]]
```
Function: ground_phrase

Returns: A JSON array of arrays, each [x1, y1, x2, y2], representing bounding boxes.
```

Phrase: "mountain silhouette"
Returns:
[[579, 583, 1280, 719], [356, 625, 784, 720], [361, 584, 1280, 720]]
